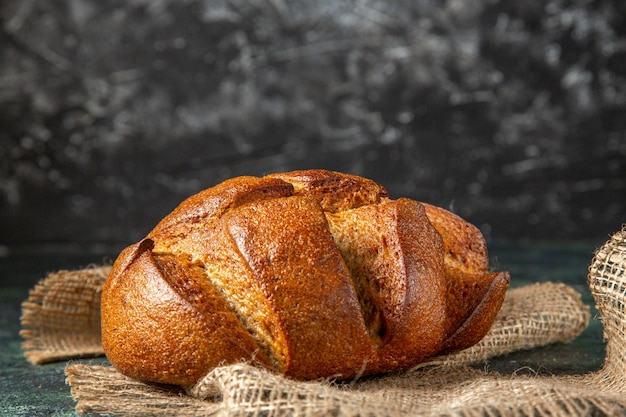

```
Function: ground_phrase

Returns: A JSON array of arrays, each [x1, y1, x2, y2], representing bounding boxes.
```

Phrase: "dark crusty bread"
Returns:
[[101, 169, 509, 386]]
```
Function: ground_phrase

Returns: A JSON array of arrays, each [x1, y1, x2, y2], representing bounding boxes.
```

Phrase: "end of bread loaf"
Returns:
[[101, 239, 271, 386], [419, 203, 511, 353], [422, 203, 489, 273], [441, 269, 510, 353], [101, 169, 510, 386]]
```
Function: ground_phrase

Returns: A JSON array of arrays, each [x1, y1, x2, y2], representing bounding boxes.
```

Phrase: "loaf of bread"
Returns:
[[101, 170, 509, 386]]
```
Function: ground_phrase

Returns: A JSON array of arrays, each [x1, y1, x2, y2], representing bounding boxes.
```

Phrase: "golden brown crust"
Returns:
[[420, 203, 510, 353], [148, 175, 294, 239], [225, 195, 373, 379], [422, 203, 490, 273], [324, 198, 448, 373], [441, 270, 510, 354], [267, 169, 388, 212], [101, 169, 510, 386], [101, 239, 270, 386], [363, 198, 449, 373]]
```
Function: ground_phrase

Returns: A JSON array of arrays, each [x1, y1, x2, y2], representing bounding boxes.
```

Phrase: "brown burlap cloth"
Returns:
[[20, 226, 626, 416]]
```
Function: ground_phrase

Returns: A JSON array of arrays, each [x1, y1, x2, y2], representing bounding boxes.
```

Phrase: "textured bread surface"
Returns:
[[101, 169, 510, 386]]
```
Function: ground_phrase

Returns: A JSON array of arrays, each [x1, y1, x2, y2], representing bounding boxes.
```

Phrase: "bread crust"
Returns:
[[101, 169, 509, 386], [226, 195, 373, 379], [101, 239, 270, 386]]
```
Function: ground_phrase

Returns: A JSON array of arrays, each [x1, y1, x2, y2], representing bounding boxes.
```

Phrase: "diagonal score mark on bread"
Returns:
[[101, 169, 510, 387], [422, 203, 510, 353]]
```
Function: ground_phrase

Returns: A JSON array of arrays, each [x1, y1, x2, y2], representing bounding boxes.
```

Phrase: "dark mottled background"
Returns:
[[1, 0, 624, 254]]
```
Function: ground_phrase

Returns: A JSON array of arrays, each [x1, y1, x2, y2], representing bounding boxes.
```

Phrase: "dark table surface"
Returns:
[[0, 240, 607, 416]]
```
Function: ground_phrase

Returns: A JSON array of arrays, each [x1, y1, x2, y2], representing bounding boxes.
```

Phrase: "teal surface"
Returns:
[[0, 241, 606, 416]]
